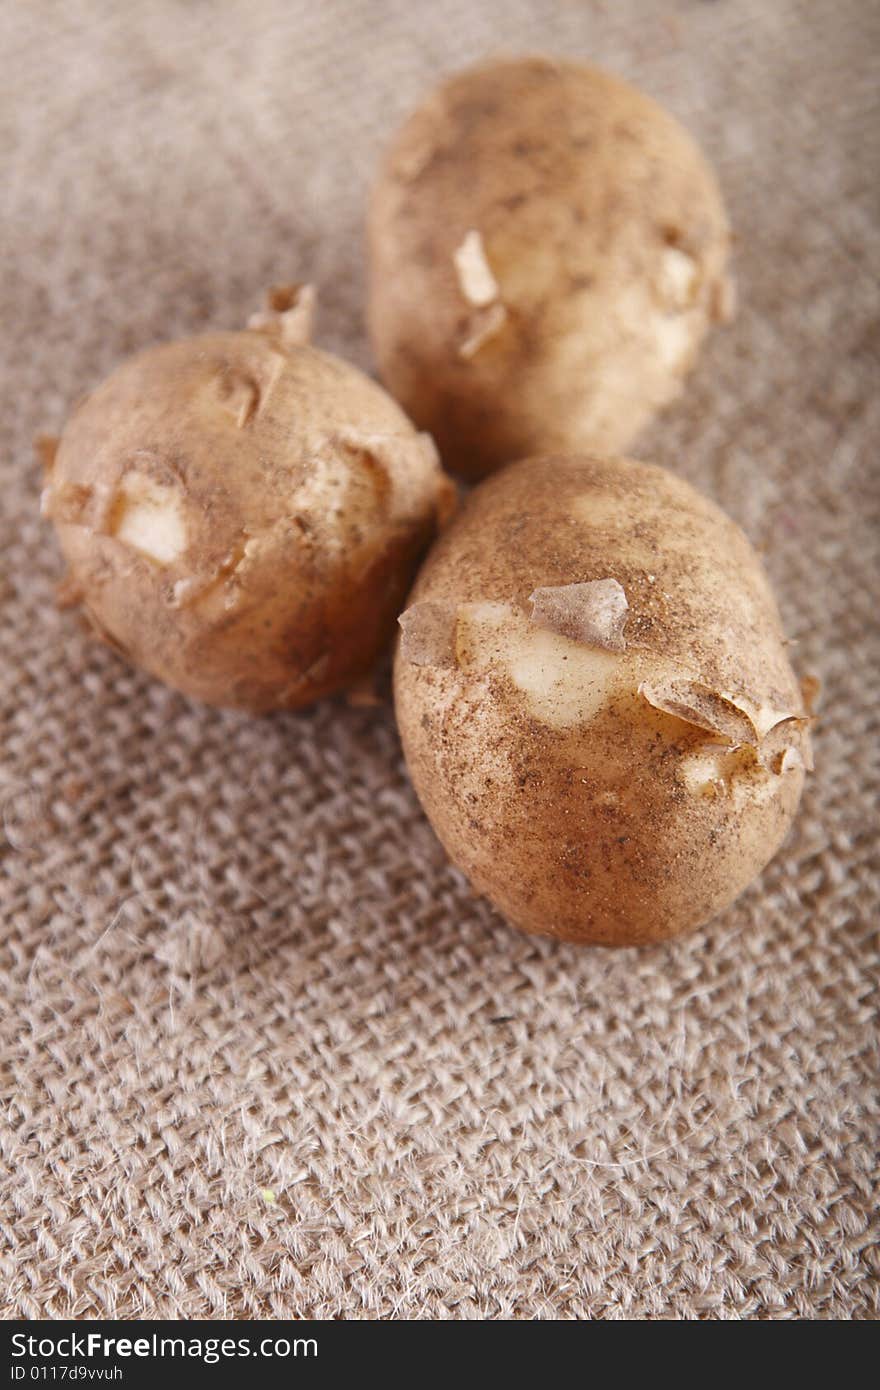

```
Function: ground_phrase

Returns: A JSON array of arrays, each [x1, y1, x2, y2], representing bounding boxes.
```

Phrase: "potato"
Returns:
[[394, 455, 812, 946], [368, 57, 734, 481], [42, 287, 455, 711]]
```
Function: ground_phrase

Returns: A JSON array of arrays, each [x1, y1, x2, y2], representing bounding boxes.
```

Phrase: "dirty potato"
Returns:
[[368, 57, 734, 480], [394, 455, 812, 946], [42, 287, 455, 711]]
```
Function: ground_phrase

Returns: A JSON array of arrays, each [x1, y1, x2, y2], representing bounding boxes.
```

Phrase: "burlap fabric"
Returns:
[[2, 0, 877, 1320]]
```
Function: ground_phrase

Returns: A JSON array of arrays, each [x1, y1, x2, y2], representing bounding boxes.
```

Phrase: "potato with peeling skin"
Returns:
[[368, 57, 734, 481], [42, 288, 455, 711], [394, 455, 812, 947]]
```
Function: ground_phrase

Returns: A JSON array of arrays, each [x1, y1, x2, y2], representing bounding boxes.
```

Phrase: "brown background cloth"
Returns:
[[2, 0, 878, 1319]]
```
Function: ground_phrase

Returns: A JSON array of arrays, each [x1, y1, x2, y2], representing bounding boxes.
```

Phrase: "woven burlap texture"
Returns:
[[2, 0, 877, 1320]]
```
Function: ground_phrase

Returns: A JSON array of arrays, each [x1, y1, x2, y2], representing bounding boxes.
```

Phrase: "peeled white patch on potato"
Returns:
[[453, 230, 500, 307], [680, 746, 733, 794], [652, 311, 696, 372], [456, 601, 621, 729], [293, 448, 378, 549], [507, 629, 620, 727], [658, 246, 699, 309], [680, 746, 768, 801], [679, 743, 799, 806], [111, 472, 186, 564], [652, 249, 703, 371]]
